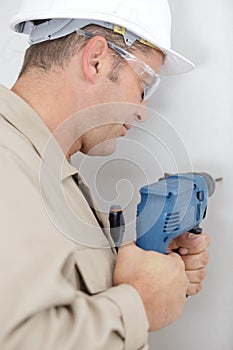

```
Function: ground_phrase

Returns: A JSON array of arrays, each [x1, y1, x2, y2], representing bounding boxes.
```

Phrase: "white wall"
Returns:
[[148, 1, 233, 349], [1, 1, 232, 349]]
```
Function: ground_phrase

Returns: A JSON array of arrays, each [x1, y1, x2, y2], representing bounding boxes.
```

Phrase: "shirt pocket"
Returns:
[[71, 247, 116, 294]]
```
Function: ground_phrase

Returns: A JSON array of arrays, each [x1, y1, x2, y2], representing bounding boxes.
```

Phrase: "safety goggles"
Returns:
[[77, 29, 161, 101]]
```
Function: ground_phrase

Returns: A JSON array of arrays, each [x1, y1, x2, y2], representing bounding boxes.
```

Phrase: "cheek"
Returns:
[[123, 79, 142, 103], [116, 70, 142, 103]]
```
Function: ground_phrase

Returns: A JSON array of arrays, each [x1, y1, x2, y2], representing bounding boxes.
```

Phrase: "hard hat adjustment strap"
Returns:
[[29, 18, 72, 44], [28, 18, 147, 48], [112, 25, 138, 46]]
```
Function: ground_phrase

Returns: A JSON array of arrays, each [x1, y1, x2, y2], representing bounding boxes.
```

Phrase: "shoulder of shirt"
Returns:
[[0, 113, 41, 160]]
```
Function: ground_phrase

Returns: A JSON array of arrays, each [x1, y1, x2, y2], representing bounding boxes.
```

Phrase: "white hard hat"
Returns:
[[10, 0, 195, 76]]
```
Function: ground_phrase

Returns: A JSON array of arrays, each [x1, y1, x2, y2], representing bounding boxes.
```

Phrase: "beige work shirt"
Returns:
[[0, 85, 149, 349]]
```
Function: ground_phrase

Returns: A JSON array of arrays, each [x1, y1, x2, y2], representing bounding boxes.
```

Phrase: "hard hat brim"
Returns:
[[161, 48, 195, 76]]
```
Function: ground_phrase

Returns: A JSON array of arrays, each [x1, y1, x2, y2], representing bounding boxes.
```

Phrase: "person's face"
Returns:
[[68, 44, 163, 158]]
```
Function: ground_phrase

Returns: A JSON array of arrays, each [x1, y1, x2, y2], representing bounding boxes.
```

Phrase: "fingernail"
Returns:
[[188, 233, 200, 240], [179, 248, 189, 255]]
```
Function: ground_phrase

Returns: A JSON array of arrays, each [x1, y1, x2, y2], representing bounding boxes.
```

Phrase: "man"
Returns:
[[0, 0, 210, 349]]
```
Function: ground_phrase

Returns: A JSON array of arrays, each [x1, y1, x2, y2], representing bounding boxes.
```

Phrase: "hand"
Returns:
[[169, 232, 210, 296], [114, 242, 189, 331]]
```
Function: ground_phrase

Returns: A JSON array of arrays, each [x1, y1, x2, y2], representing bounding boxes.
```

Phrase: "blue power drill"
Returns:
[[136, 172, 216, 254]]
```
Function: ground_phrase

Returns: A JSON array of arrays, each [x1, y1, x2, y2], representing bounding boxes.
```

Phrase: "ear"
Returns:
[[81, 36, 109, 84]]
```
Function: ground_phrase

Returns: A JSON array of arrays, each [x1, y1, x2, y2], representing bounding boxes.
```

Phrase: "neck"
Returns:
[[11, 68, 88, 159], [11, 69, 80, 133]]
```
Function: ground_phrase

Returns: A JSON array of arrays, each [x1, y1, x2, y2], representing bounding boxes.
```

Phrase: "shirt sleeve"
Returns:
[[4, 285, 149, 350], [0, 145, 149, 350]]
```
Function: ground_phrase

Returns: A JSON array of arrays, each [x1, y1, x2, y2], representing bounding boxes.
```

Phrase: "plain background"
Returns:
[[1, 1, 232, 349]]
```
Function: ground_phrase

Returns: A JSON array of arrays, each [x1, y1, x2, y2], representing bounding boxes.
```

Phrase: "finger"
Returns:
[[173, 232, 210, 255], [186, 267, 206, 283], [187, 282, 203, 296], [168, 232, 203, 251], [182, 251, 209, 270]]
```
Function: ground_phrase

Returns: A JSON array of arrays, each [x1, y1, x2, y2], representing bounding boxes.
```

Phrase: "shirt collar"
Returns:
[[0, 84, 78, 180]]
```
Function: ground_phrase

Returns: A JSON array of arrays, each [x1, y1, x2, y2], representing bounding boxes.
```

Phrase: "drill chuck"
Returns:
[[197, 172, 215, 197]]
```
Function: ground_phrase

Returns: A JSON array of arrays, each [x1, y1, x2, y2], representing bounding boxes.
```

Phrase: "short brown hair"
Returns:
[[18, 22, 152, 80]]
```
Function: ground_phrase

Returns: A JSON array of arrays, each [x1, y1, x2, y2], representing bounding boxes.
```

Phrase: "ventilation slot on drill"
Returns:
[[163, 212, 180, 233]]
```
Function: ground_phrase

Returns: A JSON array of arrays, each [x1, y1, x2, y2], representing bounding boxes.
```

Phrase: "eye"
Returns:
[[141, 91, 145, 101]]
